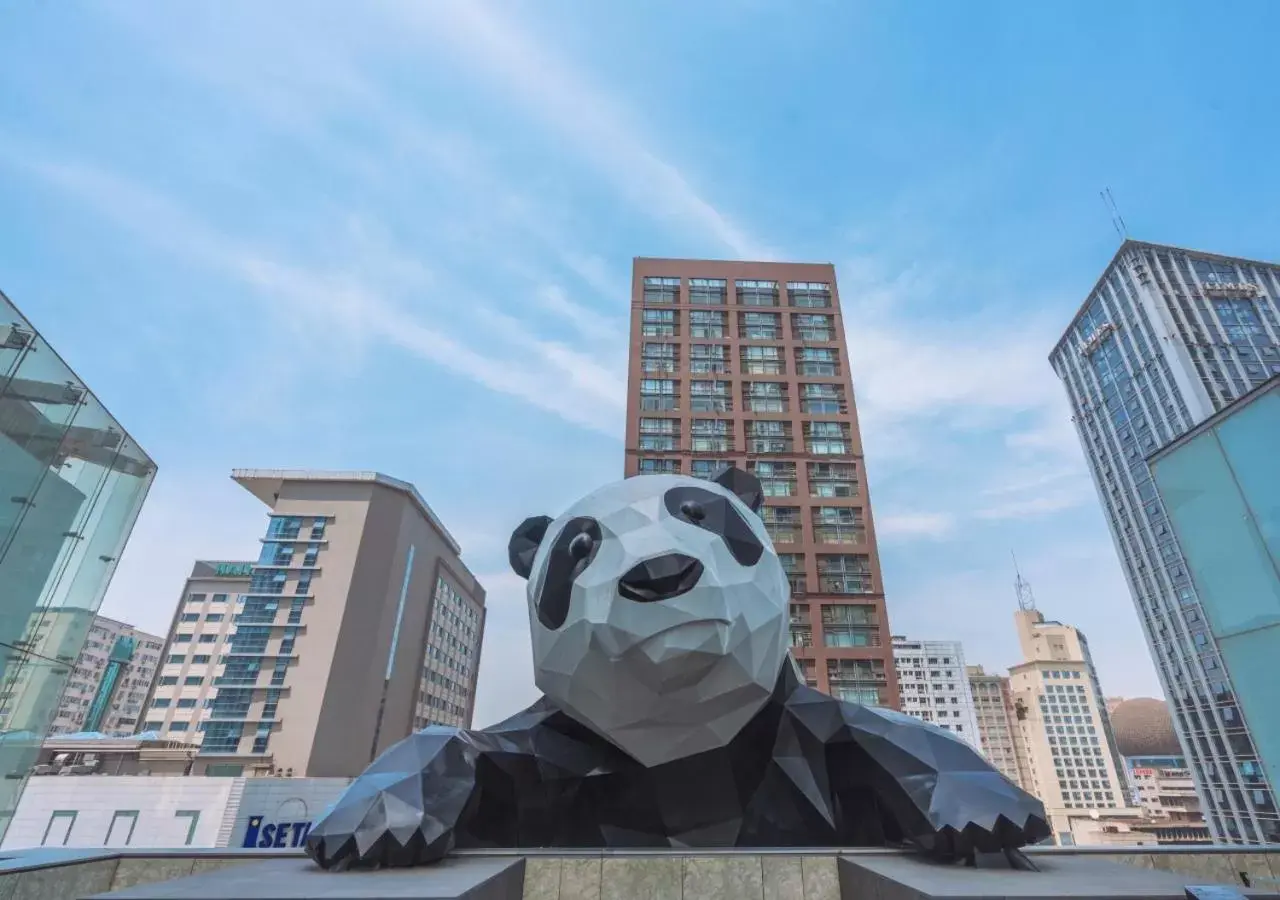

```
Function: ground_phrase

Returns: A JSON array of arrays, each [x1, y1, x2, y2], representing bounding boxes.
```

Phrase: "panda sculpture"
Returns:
[[306, 467, 1049, 871]]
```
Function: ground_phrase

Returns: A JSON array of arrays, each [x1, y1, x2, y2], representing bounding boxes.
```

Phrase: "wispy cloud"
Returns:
[[0, 144, 624, 434], [876, 511, 957, 540], [381, 0, 773, 260]]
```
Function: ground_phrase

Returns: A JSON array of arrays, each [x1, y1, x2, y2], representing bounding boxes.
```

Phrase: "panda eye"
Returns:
[[679, 500, 705, 522], [568, 532, 594, 559]]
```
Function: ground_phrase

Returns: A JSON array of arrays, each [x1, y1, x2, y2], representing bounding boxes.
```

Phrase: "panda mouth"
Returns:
[[617, 553, 704, 603]]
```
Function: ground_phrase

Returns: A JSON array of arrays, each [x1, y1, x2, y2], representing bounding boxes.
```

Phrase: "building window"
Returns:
[[792, 313, 834, 341], [817, 554, 873, 594], [641, 308, 678, 337], [795, 347, 839, 376], [169, 721, 189, 732], [761, 506, 801, 544], [151, 698, 171, 708], [267, 516, 303, 539], [739, 311, 782, 341], [736, 280, 779, 307], [689, 309, 726, 338], [787, 282, 832, 308], [186, 593, 206, 605], [812, 506, 865, 544], [688, 278, 726, 305], [643, 276, 680, 304], [749, 461, 796, 497]]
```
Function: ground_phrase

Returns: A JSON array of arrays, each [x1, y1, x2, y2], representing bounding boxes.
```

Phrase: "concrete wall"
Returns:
[[225, 778, 350, 849], [0, 776, 351, 852], [0, 777, 234, 850]]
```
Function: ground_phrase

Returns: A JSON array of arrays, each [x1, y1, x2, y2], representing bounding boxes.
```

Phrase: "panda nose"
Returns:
[[618, 553, 704, 603]]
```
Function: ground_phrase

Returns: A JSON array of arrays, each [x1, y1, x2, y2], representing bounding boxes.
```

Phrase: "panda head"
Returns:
[[507, 465, 790, 767]]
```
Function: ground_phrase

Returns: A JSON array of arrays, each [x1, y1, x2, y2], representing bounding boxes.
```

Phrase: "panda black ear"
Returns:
[[712, 465, 764, 514], [508, 515, 552, 579]]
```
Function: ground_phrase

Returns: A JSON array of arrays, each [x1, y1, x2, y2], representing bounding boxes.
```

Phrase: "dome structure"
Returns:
[[1109, 697, 1181, 757]]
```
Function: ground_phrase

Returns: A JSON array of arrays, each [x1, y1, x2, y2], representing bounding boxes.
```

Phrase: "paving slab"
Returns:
[[85, 856, 525, 900], [837, 854, 1260, 900]]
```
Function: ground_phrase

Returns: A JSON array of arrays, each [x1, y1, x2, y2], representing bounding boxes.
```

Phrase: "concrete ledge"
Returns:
[[0, 846, 1276, 900]]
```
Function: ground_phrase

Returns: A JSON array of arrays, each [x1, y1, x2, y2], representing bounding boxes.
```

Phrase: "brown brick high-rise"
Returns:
[[624, 259, 900, 707]]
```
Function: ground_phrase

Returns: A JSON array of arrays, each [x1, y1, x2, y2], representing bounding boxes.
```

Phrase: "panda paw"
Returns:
[[828, 704, 1051, 859], [902, 766, 1053, 861], [305, 727, 480, 870]]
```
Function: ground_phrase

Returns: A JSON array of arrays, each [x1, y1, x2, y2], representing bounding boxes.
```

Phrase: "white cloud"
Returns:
[[382, 0, 772, 260], [0, 147, 626, 435], [876, 511, 957, 540]]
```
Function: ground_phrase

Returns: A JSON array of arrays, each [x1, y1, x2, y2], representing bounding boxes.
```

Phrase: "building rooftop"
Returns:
[[1050, 238, 1280, 360], [231, 469, 461, 556]]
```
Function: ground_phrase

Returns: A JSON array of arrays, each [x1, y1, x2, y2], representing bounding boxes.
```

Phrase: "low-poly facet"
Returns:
[[306, 468, 1050, 871]]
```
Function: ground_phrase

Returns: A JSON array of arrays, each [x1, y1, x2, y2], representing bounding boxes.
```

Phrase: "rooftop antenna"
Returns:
[[1100, 187, 1129, 241], [1012, 552, 1037, 612]]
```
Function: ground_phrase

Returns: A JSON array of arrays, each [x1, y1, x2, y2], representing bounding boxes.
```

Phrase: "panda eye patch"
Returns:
[[537, 516, 601, 630], [663, 486, 764, 567]]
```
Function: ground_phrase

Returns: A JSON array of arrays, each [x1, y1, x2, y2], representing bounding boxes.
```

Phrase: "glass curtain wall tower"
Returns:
[[1049, 240, 1280, 843], [0, 289, 155, 841]]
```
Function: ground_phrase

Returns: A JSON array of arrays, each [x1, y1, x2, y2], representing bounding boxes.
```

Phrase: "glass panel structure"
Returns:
[[1050, 242, 1280, 843], [1150, 378, 1280, 822], [0, 289, 155, 842]]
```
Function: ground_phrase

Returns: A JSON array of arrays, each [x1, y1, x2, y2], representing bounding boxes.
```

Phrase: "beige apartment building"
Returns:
[[967, 664, 1030, 790], [141, 561, 251, 746], [624, 260, 899, 706], [141, 470, 485, 778], [1007, 608, 1137, 837]]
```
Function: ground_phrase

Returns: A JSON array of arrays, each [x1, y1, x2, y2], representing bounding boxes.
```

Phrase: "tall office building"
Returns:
[[0, 288, 155, 840], [967, 665, 1031, 790], [141, 471, 486, 778], [624, 260, 899, 705], [1049, 240, 1280, 842], [1007, 608, 1130, 820], [891, 636, 980, 748]]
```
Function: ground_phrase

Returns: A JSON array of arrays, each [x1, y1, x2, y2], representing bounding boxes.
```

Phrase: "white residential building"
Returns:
[[53, 616, 164, 736], [890, 636, 980, 749], [0, 612, 163, 738]]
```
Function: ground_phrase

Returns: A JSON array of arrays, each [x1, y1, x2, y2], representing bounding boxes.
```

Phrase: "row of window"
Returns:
[[789, 625, 880, 649], [258, 541, 322, 568], [643, 276, 832, 309], [186, 593, 237, 605], [641, 309, 837, 340], [639, 309, 837, 341], [266, 515, 328, 541]]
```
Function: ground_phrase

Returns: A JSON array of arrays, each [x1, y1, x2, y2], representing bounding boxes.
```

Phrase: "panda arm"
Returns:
[[305, 726, 491, 869], [822, 701, 1051, 859]]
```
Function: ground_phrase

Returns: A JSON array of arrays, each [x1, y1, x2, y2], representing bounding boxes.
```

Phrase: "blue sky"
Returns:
[[4, 0, 1279, 726]]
